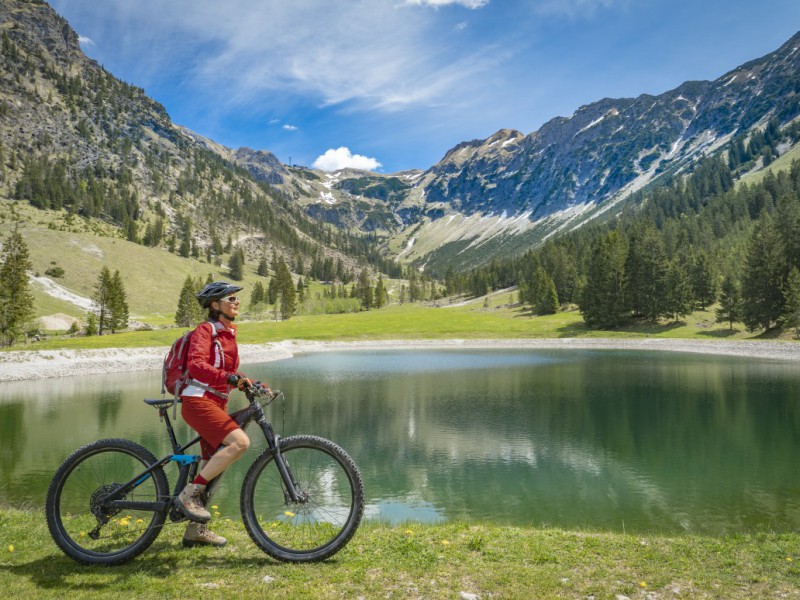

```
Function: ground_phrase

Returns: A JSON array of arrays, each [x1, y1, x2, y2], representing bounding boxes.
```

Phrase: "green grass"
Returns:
[[7, 290, 798, 352], [2, 198, 797, 350], [737, 141, 800, 188], [0, 200, 281, 320], [2, 507, 799, 598]]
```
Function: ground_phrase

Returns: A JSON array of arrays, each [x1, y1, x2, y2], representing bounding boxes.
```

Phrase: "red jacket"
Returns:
[[182, 320, 241, 404]]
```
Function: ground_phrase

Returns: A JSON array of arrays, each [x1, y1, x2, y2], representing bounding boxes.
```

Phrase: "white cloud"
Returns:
[[77, 35, 95, 47], [313, 147, 382, 172], [404, 0, 489, 8], [282, 124, 298, 131], [56, 0, 506, 114]]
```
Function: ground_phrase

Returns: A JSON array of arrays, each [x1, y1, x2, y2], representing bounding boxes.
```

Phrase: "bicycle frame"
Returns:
[[95, 389, 304, 519]]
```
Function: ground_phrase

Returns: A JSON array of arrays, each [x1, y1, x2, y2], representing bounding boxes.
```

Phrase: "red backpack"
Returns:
[[162, 322, 227, 401]]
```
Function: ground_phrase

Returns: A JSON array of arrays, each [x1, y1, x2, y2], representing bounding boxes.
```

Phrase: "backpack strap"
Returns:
[[208, 320, 226, 372], [179, 320, 229, 400]]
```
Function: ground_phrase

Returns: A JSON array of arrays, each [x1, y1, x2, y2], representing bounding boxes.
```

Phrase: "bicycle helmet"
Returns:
[[196, 281, 244, 308]]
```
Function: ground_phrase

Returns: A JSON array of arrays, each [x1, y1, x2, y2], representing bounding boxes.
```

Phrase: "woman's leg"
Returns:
[[198, 428, 250, 481]]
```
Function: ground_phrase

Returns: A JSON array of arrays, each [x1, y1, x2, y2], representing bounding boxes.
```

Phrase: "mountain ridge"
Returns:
[[382, 30, 800, 270], [2, 0, 800, 282]]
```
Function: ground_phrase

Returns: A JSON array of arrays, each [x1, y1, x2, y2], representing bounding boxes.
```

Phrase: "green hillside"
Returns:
[[0, 199, 277, 323]]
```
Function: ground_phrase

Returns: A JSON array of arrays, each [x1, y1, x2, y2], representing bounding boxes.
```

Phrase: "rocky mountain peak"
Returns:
[[418, 29, 800, 225], [1, 0, 82, 67]]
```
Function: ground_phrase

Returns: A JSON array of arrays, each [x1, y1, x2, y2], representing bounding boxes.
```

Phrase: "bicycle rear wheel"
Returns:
[[45, 439, 170, 565], [241, 435, 364, 562]]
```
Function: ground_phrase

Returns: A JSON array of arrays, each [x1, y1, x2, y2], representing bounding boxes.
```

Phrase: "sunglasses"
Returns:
[[218, 295, 239, 303]]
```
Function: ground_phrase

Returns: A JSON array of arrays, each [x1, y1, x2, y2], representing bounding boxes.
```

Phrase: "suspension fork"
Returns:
[[252, 402, 306, 503]]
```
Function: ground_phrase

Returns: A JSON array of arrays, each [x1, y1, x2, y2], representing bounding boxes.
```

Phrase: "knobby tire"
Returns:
[[240, 435, 364, 562], [45, 438, 170, 565]]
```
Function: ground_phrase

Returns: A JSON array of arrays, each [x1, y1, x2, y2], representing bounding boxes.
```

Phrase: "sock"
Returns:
[[193, 474, 209, 486]]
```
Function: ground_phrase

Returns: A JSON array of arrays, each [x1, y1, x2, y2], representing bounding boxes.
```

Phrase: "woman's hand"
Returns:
[[227, 373, 253, 391]]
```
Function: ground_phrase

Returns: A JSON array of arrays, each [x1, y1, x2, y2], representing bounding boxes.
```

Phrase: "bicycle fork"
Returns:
[[252, 405, 307, 504]]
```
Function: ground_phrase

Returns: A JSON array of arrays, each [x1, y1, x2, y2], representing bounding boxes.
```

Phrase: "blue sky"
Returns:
[[50, 0, 800, 173]]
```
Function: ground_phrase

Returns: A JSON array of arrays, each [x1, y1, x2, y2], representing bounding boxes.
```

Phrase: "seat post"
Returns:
[[160, 407, 182, 453]]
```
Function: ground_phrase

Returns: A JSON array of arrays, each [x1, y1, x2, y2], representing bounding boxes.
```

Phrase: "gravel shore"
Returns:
[[0, 338, 798, 383]]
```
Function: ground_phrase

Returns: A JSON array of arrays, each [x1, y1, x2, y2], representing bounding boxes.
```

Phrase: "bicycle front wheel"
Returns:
[[45, 439, 170, 565], [241, 435, 364, 562]]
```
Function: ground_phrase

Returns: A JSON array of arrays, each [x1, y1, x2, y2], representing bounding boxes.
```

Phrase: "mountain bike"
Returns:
[[45, 385, 364, 566]]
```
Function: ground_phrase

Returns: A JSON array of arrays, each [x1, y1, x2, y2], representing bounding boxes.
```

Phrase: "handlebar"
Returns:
[[245, 383, 281, 406]]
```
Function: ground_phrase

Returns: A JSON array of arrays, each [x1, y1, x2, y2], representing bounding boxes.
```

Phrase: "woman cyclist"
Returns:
[[174, 280, 260, 547]]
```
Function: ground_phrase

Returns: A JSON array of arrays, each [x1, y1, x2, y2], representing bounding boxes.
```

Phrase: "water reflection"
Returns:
[[1, 349, 799, 534]]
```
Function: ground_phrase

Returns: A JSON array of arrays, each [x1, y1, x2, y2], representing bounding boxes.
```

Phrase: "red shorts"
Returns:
[[181, 396, 240, 460]]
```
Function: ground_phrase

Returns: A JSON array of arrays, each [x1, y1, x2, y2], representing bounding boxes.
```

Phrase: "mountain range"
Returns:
[[2, 0, 800, 282]]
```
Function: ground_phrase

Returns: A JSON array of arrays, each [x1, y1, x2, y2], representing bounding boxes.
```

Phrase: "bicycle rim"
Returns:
[[47, 441, 167, 564], [242, 436, 364, 561]]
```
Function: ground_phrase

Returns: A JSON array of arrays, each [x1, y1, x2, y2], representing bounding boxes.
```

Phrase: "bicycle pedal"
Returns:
[[169, 506, 189, 523]]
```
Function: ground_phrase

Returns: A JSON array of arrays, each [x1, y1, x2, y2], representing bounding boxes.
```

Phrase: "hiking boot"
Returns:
[[183, 522, 227, 548], [174, 483, 211, 523]]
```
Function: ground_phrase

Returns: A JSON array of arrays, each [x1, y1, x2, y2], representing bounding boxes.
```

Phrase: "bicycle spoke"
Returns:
[[241, 435, 364, 562], [47, 439, 170, 565]]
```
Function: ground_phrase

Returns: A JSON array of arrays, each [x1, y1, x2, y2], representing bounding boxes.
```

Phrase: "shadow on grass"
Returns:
[[556, 321, 591, 337], [555, 319, 685, 338], [703, 325, 797, 340], [0, 539, 285, 592], [697, 328, 741, 338], [512, 308, 537, 319]]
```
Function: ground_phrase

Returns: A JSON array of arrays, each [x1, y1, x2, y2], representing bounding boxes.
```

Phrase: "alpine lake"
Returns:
[[2, 348, 799, 535]]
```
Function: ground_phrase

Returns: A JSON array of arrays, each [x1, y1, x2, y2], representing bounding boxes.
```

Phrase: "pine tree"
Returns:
[[0, 227, 35, 346], [374, 275, 388, 308], [358, 268, 373, 310], [625, 222, 667, 321], [267, 276, 278, 305], [409, 271, 422, 302], [178, 221, 192, 258], [775, 197, 800, 275], [108, 270, 129, 333], [716, 275, 743, 331], [531, 266, 559, 315], [579, 231, 628, 328], [664, 259, 693, 321], [783, 267, 800, 339], [690, 252, 717, 310], [250, 281, 265, 307], [275, 258, 296, 320], [257, 257, 269, 277], [84, 312, 97, 336], [93, 266, 113, 335], [175, 274, 197, 327], [742, 214, 785, 331], [228, 247, 245, 281]]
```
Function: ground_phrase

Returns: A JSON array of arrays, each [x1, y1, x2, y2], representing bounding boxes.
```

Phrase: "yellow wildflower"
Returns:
[[640, 582, 647, 588], [284, 511, 296, 518], [8, 545, 14, 552]]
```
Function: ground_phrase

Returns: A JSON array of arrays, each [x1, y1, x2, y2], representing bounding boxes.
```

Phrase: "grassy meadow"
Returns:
[[7, 283, 796, 353], [2, 198, 799, 352], [2, 507, 799, 599]]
